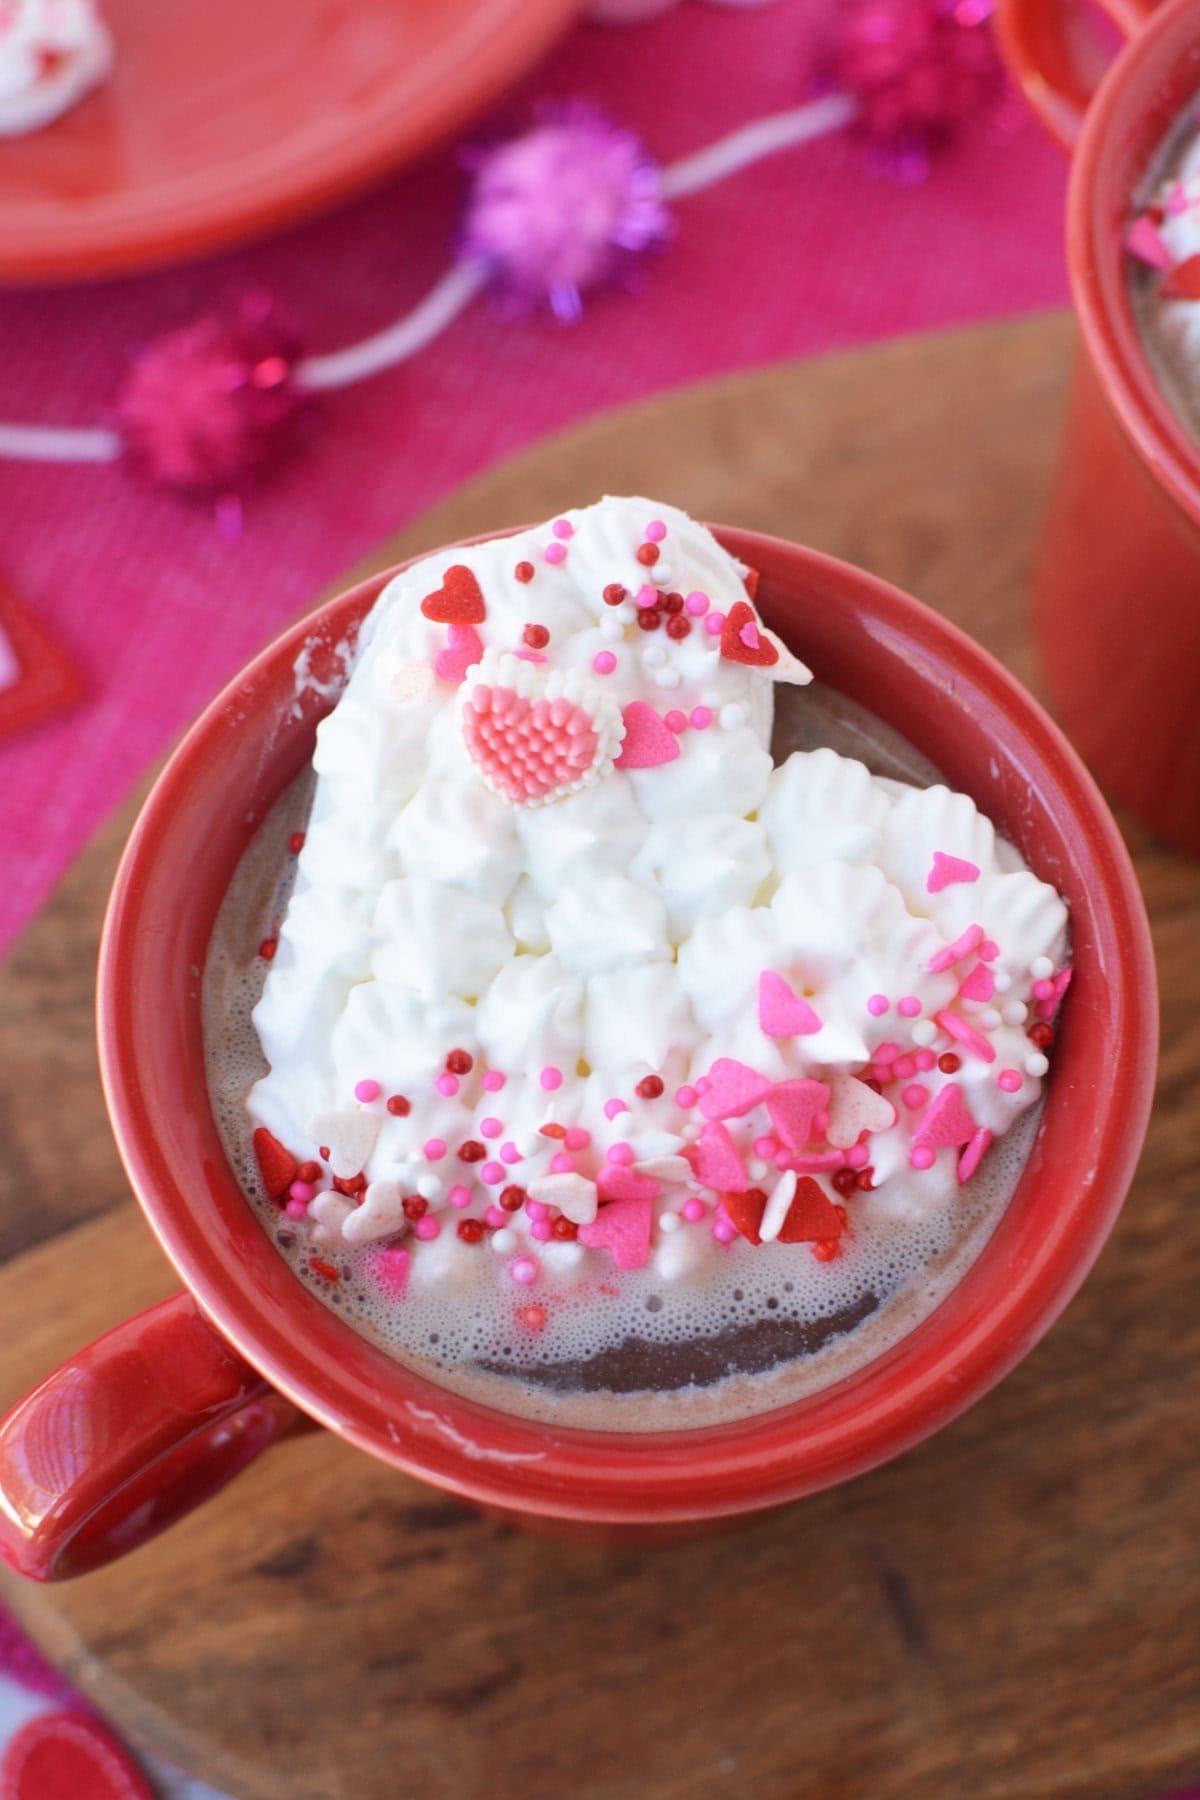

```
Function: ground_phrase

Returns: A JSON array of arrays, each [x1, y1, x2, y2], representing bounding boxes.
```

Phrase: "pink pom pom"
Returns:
[[461, 102, 672, 322], [115, 297, 305, 494], [817, 0, 1003, 173]]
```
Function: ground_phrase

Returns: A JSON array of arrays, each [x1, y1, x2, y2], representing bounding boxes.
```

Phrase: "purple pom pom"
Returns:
[[115, 299, 305, 494], [819, 0, 1003, 173], [461, 102, 672, 322]]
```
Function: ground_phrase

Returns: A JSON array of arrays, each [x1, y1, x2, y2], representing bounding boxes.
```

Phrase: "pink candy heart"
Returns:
[[698, 1058, 774, 1121], [462, 678, 604, 805], [435, 622, 483, 685], [691, 1122, 749, 1192], [825, 1074, 896, 1150], [758, 970, 822, 1038], [765, 1079, 830, 1151], [912, 1082, 976, 1150], [578, 1195, 653, 1270], [926, 850, 981, 893], [596, 1164, 661, 1203], [613, 700, 681, 770]]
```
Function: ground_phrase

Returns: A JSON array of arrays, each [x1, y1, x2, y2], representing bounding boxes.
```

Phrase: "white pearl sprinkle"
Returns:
[[417, 1175, 444, 1203], [654, 667, 682, 689], [600, 617, 623, 642], [977, 1007, 1002, 1031], [719, 703, 746, 730], [658, 1212, 681, 1234], [643, 644, 666, 668], [992, 970, 1012, 993], [517, 1131, 542, 1158], [1002, 1000, 1028, 1026], [1024, 1052, 1050, 1077], [653, 561, 673, 583], [616, 603, 636, 626], [910, 1020, 937, 1047], [1031, 955, 1054, 980], [680, 1121, 702, 1142], [747, 1159, 768, 1180], [490, 1228, 518, 1255]]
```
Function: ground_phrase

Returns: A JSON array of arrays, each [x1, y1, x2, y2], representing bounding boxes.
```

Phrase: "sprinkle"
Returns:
[[704, 612, 725, 637], [449, 1185, 473, 1208], [636, 1074, 665, 1100], [682, 1197, 706, 1222], [1003, 1000, 1028, 1026], [690, 706, 712, 730], [675, 1085, 698, 1108], [288, 1179, 316, 1203], [285, 1197, 309, 1218], [958, 962, 996, 1003], [911, 1020, 936, 1046], [544, 542, 567, 565], [603, 583, 627, 606], [1024, 1052, 1050, 1076], [479, 1161, 504, 1184], [607, 1142, 635, 1165], [914, 1050, 936, 1072], [480, 1117, 502, 1138], [893, 1055, 916, 1079], [845, 1144, 869, 1170], [1032, 978, 1055, 1000], [644, 518, 667, 542], [514, 561, 535, 583], [976, 1008, 1002, 1031], [414, 1216, 441, 1240], [509, 1257, 539, 1286], [665, 709, 689, 733], [754, 1135, 778, 1159], [659, 1212, 681, 1234], [1125, 214, 1171, 268], [926, 851, 981, 893], [549, 1152, 576, 1174], [875, 1042, 900, 1063], [530, 1218, 553, 1241], [685, 590, 709, 616], [259, 937, 278, 960], [719, 703, 746, 730], [482, 1070, 506, 1092], [386, 1094, 411, 1116], [635, 583, 658, 609], [435, 1074, 459, 1097], [417, 1176, 444, 1201], [979, 940, 1000, 962], [938, 1052, 961, 1073], [423, 1138, 447, 1160], [636, 542, 660, 566], [540, 1066, 563, 1091], [288, 831, 306, 854], [903, 1084, 929, 1109], [593, 650, 617, 674], [928, 923, 985, 973], [604, 1097, 628, 1119], [868, 994, 889, 1017], [1031, 956, 1054, 979], [552, 517, 574, 539], [491, 1228, 518, 1254], [457, 1219, 484, 1243], [712, 1217, 737, 1244], [897, 996, 921, 1018], [934, 1010, 996, 1062], [564, 1127, 591, 1151], [500, 1142, 520, 1164], [499, 1185, 526, 1211], [643, 644, 666, 668], [998, 1069, 1022, 1093], [910, 1146, 936, 1170], [957, 1126, 993, 1184]]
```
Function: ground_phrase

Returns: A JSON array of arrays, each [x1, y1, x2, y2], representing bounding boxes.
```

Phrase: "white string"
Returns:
[[0, 422, 120, 462], [0, 90, 859, 455], [295, 261, 488, 391], [661, 93, 858, 200]]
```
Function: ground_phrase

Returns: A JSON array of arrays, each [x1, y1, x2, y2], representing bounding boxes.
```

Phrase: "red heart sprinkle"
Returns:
[[421, 564, 487, 625], [777, 1176, 844, 1244], [720, 1187, 768, 1245], [720, 600, 778, 667], [1161, 254, 1200, 300], [253, 1127, 297, 1201]]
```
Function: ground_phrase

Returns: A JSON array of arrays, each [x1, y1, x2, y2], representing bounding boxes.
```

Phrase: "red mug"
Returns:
[[0, 528, 1157, 1580], [997, 0, 1200, 855]]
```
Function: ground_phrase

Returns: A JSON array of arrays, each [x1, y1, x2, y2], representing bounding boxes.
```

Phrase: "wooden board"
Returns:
[[2, 312, 1198, 1800]]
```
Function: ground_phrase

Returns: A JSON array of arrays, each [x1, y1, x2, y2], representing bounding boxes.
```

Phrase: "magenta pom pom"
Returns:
[[461, 102, 672, 322], [115, 299, 305, 494], [818, 0, 1003, 172]]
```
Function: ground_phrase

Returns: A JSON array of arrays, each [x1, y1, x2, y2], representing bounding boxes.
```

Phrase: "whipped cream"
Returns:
[[0, 0, 111, 135], [240, 498, 1069, 1369]]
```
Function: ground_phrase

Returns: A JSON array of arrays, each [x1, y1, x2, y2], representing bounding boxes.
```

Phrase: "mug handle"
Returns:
[[0, 1291, 302, 1581], [995, 0, 1157, 150]]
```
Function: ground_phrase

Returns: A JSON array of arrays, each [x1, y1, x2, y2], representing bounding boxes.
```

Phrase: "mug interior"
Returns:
[[1071, 0, 1200, 526], [98, 528, 1157, 1523]]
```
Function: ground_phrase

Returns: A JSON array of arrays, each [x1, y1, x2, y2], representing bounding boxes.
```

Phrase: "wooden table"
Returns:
[[1, 312, 1197, 1800]]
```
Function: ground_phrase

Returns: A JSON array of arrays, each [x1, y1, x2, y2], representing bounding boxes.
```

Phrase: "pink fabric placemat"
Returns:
[[0, 2, 1069, 957]]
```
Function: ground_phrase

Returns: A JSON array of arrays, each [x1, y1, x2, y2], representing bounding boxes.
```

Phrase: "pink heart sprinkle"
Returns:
[[462, 679, 602, 804], [692, 1122, 749, 1192], [957, 961, 996, 1003], [613, 700, 681, 770], [578, 1196, 653, 1270], [596, 1164, 661, 1203], [758, 970, 822, 1038], [1125, 215, 1171, 269], [825, 1073, 896, 1149], [926, 850, 981, 893], [698, 1058, 775, 1121], [765, 1079, 831, 1152], [435, 622, 483, 685], [957, 1125, 993, 1184], [912, 1082, 976, 1151]]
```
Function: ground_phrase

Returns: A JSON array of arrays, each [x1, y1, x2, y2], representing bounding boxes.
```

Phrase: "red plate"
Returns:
[[0, 0, 581, 284]]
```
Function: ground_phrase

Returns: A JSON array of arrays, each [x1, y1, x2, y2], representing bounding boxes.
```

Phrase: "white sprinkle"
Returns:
[[747, 1159, 768, 1180], [490, 1228, 518, 1254], [654, 667, 682, 689], [517, 1131, 543, 1158], [1031, 955, 1054, 979], [600, 617, 623, 642], [680, 1122, 702, 1142], [992, 970, 1012, 993], [719, 703, 746, 730], [1002, 1000, 1028, 1026], [977, 1007, 1002, 1031], [653, 561, 673, 583], [911, 1020, 937, 1047], [616, 603, 636, 626], [643, 644, 666, 668], [1024, 1052, 1050, 1077], [658, 1212, 681, 1234], [417, 1175, 444, 1203]]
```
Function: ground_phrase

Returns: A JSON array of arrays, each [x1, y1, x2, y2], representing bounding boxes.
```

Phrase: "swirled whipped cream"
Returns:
[[0, 0, 111, 136], [236, 497, 1068, 1402]]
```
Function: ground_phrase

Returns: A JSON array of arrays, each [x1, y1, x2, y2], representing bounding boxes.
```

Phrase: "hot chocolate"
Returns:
[[1125, 94, 1200, 439], [203, 498, 1070, 1431]]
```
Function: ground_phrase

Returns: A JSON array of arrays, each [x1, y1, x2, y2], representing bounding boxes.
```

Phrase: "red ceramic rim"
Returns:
[[1069, 0, 1200, 528], [98, 528, 1157, 1524]]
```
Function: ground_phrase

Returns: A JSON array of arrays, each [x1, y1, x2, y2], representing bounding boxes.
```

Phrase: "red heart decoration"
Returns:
[[777, 1176, 844, 1244], [1161, 253, 1200, 300], [1, 1712, 154, 1800], [720, 600, 778, 668], [252, 1126, 297, 1201], [720, 1187, 768, 1245], [421, 564, 487, 625]]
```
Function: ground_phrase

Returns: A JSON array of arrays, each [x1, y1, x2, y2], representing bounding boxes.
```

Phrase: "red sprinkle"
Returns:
[[1028, 1022, 1055, 1048], [854, 1169, 875, 1192], [499, 1185, 526, 1211], [665, 615, 691, 640], [259, 937, 278, 960], [636, 610, 661, 631], [288, 832, 306, 854], [522, 623, 550, 650], [514, 561, 535, 584], [296, 1161, 321, 1184], [662, 592, 684, 614], [811, 1240, 840, 1262], [832, 1167, 859, 1197], [457, 1140, 486, 1162], [457, 1219, 484, 1243], [603, 583, 628, 606], [636, 542, 660, 566], [402, 1196, 428, 1220], [309, 1257, 340, 1281], [518, 1304, 547, 1330], [551, 1216, 578, 1240], [446, 1048, 473, 1075], [332, 1171, 367, 1197], [539, 1121, 567, 1140], [253, 1127, 297, 1201], [386, 1094, 411, 1116], [635, 1074, 664, 1100], [938, 1052, 962, 1074]]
